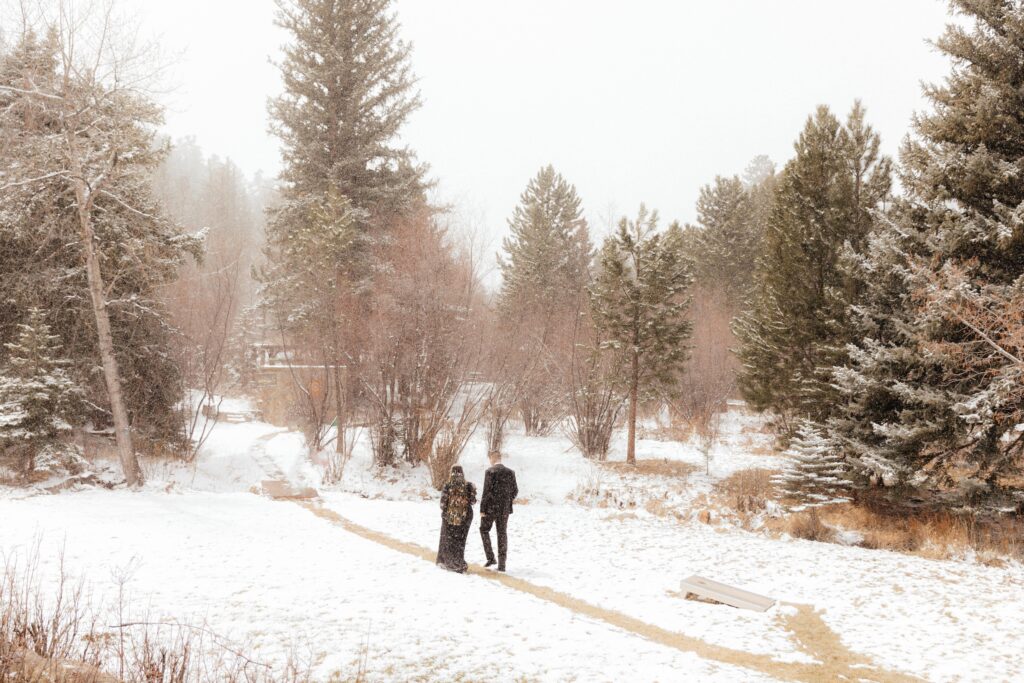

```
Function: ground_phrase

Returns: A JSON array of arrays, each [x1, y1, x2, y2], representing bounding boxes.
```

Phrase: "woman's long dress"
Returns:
[[436, 483, 476, 573]]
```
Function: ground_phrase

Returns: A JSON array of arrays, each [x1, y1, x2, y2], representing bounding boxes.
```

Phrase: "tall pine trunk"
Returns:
[[68, 143, 144, 487], [627, 347, 638, 465]]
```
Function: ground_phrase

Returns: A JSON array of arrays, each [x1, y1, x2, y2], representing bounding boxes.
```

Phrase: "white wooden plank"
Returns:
[[680, 574, 775, 612]]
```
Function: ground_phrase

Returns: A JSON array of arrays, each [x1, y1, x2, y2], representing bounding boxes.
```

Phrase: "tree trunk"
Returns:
[[69, 167, 145, 488], [627, 348, 638, 465], [520, 401, 538, 436], [333, 360, 346, 454]]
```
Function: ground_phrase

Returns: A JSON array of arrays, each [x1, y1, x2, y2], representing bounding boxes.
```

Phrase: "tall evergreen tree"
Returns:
[[269, 0, 427, 220], [499, 165, 592, 319], [743, 155, 776, 188], [735, 103, 891, 428], [830, 1, 1024, 498], [744, 155, 778, 273], [497, 165, 592, 434], [591, 205, 692, 464], [686, 175, 760, 307], [262, 0, 427, 448]]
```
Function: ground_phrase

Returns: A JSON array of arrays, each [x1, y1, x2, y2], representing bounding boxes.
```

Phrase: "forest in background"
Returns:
[[1, 0, 1023, 519]]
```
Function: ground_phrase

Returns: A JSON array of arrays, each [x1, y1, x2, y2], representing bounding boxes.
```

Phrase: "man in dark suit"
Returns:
[[479, 450, 518, 572]]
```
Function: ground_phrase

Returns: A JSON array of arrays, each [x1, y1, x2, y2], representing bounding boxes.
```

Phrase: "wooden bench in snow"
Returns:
[[260, 479, 319, 500], [201, 404, 259, 423], [680, 575, 775, 612]]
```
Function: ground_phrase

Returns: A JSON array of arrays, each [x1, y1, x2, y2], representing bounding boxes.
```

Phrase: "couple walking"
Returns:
[[436, 451, 518, 574]]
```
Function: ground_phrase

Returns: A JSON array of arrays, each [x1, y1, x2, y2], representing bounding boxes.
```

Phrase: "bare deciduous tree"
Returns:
[[172, 259, 240, 461], [426, 383, 486, 490], [566, 307, 625, 461], [668, 288, 735, 474], [362, 208, 486, 470]]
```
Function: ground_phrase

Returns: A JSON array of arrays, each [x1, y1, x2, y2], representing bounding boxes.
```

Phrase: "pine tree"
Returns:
[[497, 165, 592, 434], [829, 1, 1024, 498], [0, 310, 81, 473], [686, 175, 760, 307], [744, 155, 778, 272], [269, 0, 427, 220], [263, 0, 427, 450], [499, 165, 592, 319], [735, 103, 891, 428], [742, 155, 776, 188], [773, 422, 852, 511], [591, 205, 692, 464]]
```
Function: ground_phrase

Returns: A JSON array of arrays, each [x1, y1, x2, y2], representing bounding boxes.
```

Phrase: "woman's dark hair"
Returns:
[[450, 465, 464, 475]]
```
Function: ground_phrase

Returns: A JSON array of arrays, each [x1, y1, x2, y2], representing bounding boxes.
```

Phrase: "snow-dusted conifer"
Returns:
[[0, 20, 201, 483], [735, 103, 891, 427], [773, 422, 851, 510], [0, 310, 80, 473], [686, 175, 760, 307], [263, 0, 428, 451], [499, 165, 591, 320], [590, 205, 692, 464], [269, 0, 427, 219], [829, 1, 1024, 497]]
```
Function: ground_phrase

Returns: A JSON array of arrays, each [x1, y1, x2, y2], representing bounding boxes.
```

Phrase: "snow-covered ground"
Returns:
[[1, 403, 1022, 682]]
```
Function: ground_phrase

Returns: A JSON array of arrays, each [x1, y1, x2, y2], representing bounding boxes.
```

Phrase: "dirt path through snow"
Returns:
[[297, 500, 921, 683]]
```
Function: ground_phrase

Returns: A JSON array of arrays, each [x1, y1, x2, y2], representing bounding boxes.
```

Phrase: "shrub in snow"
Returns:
[[0, 309, 82, 477], [773, 422, 852, 510], [370, 415, 400, 468], [566, 382, 622, 462], [785, 508, 837, 542], [566, 325, 625, 461], [427, 418, 477, 491]]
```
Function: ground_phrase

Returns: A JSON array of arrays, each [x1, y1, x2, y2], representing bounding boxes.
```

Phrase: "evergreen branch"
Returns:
[[0, 171, 70, 191]]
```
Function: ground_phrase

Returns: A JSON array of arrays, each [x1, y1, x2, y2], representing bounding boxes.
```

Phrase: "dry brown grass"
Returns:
[[643, 497, 688, 520], [1, 546, 317, 683], [784, 509, 837, 543], [714, 468, 778, 515], [737, 436, 776, 456], [602, 511, 640, 522], [764, 500, 1023, 562], [600, 459, 698, 479], [819, 503, 1022, 561]]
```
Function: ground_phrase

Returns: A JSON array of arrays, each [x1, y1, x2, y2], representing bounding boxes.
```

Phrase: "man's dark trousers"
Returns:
[[480, 461, 517, 569], [480, 513, 508, 568]]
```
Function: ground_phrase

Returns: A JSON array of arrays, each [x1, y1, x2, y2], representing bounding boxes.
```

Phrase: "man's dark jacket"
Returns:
[[480, 463, 518, 516]]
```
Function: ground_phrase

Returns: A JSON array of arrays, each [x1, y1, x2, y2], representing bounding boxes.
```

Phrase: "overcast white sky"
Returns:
[[132, 0, 953, 243]]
